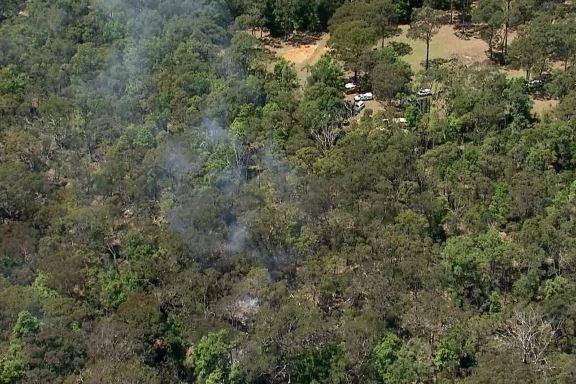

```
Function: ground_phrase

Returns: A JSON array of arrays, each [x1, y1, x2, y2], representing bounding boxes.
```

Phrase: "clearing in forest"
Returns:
[[384, 25, 490, 72], [270, 25, 492, 84], [267, 34, 330, 85], [532, 98, 559, 115], [268, 26, 557, 115]]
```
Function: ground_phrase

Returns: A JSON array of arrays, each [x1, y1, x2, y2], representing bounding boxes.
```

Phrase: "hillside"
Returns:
[[1, 0, 576, 383]]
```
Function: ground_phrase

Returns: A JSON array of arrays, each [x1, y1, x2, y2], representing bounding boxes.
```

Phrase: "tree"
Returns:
[[508, 15, 555, 79], [407, 7, 444, 70], [503, 0, 511, 56], [0, 161, 45, 220], [12, 311, 40, 338], [0, 310, 42, 384], [370, 0, 401, 47], [308, 54, 345, 90], [229, 32, 262, 73], [501, 0, 537, 57], [186, 331, 241, 384], [273, 0, 298, 40], [441, 231, 519, 309], [551, 17, 576, 71], [329, 0, 400, 48], [0, 342, 24, 384], [371, 61, 412, 100], [329, 1, 373, 27], [328, 20, 378, 80], [236, 0, 266, 36], [272, 58, 299, 91], [79, 360, 160, 384], [394, 0, 412, 23], [0, 65, 27, 115], [556, 89, 576, 121], [473, 0, 506, 61], [372, 332, 402, 380], [372, 334, 431, 384], [298, 80, 347, 152], [499, 308, 557, 374]]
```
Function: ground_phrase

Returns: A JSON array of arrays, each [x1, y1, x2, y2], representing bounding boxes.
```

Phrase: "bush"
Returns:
[[387, 41, 413, 56]]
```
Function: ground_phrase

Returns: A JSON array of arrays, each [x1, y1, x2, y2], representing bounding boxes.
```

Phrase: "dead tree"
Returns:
[[311, 122, 340, 152], [310, 111, 345, 152], [498, 308, 559, 374]]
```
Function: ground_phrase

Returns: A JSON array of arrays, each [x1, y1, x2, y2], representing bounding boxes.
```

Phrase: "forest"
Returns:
[[2, 0, 576, 382]]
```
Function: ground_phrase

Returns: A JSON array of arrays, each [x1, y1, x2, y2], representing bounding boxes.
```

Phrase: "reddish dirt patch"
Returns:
[[268, 34, 330, 85]]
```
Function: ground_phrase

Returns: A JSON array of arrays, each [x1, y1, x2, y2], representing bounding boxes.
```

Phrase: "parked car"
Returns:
[[417, 88, 432, 97], [354, 92, 373, 102], [526, 79, 542, 88], [344, 82, 357, 94], [354, 100, 365, 112], [392, 117, 407, 124]]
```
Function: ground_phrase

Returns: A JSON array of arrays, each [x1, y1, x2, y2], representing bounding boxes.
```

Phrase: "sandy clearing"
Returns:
[[384, 25, 490, 72], [267, 27, 558, 115], [532, 98, 559, 116], [270, 34, 330, 86]]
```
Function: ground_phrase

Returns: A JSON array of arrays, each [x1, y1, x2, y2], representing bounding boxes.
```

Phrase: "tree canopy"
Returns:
[[2, 0, 576, 383]]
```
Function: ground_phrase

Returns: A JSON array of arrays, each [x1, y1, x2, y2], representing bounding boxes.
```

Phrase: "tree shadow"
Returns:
[[452, 22, 478, 40]]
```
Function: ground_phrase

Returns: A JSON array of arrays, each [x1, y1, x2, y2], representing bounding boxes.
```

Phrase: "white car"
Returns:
[[417, 88, 432, 97], [354, 100, 365, 112], [392, 117, 407, 124], [527, 79, 542, 88], [344, 82, 357, 94], [354, 92, 374, 102]]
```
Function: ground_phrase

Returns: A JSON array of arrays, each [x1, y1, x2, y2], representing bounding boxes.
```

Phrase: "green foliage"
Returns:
[[0, 342, 24, 384], [545, 69, 576, 98], [272, 58, 299, 90], [308, 54, 345, 90], [2, 0, 576, 383], [508, 14, 556, 78], [328, 20, 378, 77], [442, 231, 518, 309], [387, 41, 413, 56], [298, 82, 345, 133], [99, 269, 138, 311], [472, 0, 506, 60], [12, 311, 40, 339], [513, 269, 540, 301], [186, 330, 240, 384], [0, 65, 27, 110], [32, 273, 59, 299], [293, 344, 345, 384], [434, 341, 459, 370], [407, 7, 444, 70], [0, 311, 41, 383], [489, 182, 512, 221], [373, 332, 402, 379], [371, 61, 412, 100], [543, 276, 571, 299], [230, 32, 262, 72], [373, 335, 430, 384], [394, 0, 412, 23], [488, 291, 503, 313], [370, 0, 401, 44], [404, 104, 422, 128]]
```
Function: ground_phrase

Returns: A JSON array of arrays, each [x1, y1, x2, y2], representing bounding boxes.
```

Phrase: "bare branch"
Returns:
[[497, 308, 559, 375]]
